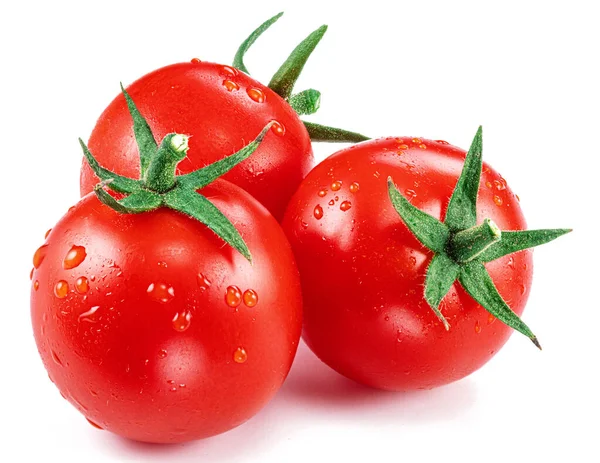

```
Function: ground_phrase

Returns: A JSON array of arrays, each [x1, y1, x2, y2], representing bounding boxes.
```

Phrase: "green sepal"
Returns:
[[120, 83, 157, 177], [424, 253, 459, 330], [459, 262, 541, 349], [232, 12, 283, 75], [268, 25, 327, 99], [94, 186, 162, 213], [178, 122, 273, 190], [288, 89, 321, 116], [388, 177, 450, 253], [479, 229, 572, 262], [164, 188, 252, 262], [79, 138, 142, 194], [303, 121, 370, 143], [444, 126, 483, 231]]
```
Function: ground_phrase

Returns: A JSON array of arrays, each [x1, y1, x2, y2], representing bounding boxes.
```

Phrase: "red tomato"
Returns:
[[79, 61, 312, 221], [31, 180, 302, 443], [282, 137, 533, 391]]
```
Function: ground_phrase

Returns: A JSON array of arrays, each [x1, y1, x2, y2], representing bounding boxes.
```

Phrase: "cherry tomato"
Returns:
[[282, 136, 533, 391], [31, 180, 302, 443]]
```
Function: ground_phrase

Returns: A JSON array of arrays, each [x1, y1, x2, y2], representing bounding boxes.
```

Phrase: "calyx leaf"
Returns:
[[82, 86, 273, 262], [388, 126, 571, 347]]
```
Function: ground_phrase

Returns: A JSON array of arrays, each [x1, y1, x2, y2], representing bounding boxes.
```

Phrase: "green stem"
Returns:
[[448, 218, 501, 263], [143, 134, 189, 192]]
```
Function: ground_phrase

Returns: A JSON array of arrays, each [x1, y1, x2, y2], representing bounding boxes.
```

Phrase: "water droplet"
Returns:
[[247, 88, 265, 103], [520, 284, 526, 295], [300, 220, 309, 229], [515, 194, 521, 202], [197, 273, 212, 292], [225, 285, 242, 308], [243, 289, 258, 307], [412, 138, 422, 144], [475, 321, 481, 333], [33, 245, 48, 269], [75, 277, 89, 294], [313, 205, 323, 220], [396, 330, 403, 342], [317, 189, 327, 197], [157, 261, 168, 269], [494, 179, 507, 191], [328, 199, 335, 206], [51, 350, 62, 366], [147, 283, 175, 303], [63, 245, 87, 270], [29, 268, 34, 280], [373, 171, 381, 179], [331, 181, 342, 191], [233, 347, 248, 364], [223, 79, 239, 92], [418, 143, 427, 149], [45, 228, 52, 239], [487, 313, 496, 325], [398, 144, 409, 150], [405, 189, 417, 198], [271, 121, 286, 136], [172, 311, 192, 332], [435, 140, 449, 145], [54, 280, 69, 299], [158, 349, 168, 359], [384, 315, 390, 321], [86, 418, 103, 430], [409, 256, 417, 266], [507, 257, 515, 269], [78, 305, 100, 323], [493, 195, 503, 206], [222, 65, 238, 76], [34, 280, 39, 291], [340, 201, 352, 212], [485, 181, 492, 188], [349, 182, 360, 193]]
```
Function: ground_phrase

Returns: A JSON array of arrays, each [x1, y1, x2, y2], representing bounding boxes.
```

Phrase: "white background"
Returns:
[[1, 0, 598, 461]]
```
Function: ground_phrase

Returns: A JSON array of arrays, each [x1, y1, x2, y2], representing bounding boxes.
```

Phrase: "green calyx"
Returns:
[[388, 126, 571, 348], [81, 85, 273, 263], [233, 12, 369, 143]]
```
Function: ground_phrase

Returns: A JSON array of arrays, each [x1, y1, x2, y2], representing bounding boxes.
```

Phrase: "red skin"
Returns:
[[31, 180, 302, 443], [80, 61, 313, 221], [282, 137, 532, 391]]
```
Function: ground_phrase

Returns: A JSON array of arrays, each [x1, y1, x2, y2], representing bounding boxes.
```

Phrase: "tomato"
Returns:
[[282, 132, 568, 391], [33, 111, 302, 442], [79, 14, 367, 221]]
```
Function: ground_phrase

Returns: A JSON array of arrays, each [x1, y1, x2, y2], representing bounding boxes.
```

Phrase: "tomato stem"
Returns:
[[144, 134, 189, 193], [447, 218, 501, 263]]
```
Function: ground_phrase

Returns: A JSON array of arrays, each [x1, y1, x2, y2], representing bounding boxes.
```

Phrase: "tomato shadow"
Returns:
[[277, 341, 478, 423]]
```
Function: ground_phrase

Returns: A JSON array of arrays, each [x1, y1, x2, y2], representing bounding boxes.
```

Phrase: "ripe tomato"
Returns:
[[282, 133, 568, 391], [80, 14, 367, 221], [31, 180, 302, 443]]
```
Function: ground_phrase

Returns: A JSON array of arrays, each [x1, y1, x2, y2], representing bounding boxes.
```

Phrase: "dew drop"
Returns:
[[75, 277, 89, 294], [488, 313, 496, 325], [86, 418, 103, 430], [222, 65, 238, 76], [34, 280, 39, 291], [158, 349, 168, 359], [197, 273, 212, 291], [328, 199, 335, 206], [157, 261, 168, 269], [494, 179, 507, 191], [317, 189, 327, 197], [515, 194, 521, 202], [223, 79, 239, 92], [313, 205, 323, 220], [51, 350, 62, 366], [520, 284, 527, 295], [493, 195, 503, 206], [340, 201, 352, 212], [45, 228, 52, 239], [405, 189, 417, 198], [418, 143, 427, 149], [300, 220, 309, 229], [172, 311, 192, 332], [475, 321, 481, 334], [63, 245, 87, 270], [271, 121, 286, 136], [54, 280, 69, 299], [247, 88, 265, 103], [225, 285, 242, 308], [233, 347, 248, 364], [485, 181, 492, 188], [409, 256, 417, 266], [435, 140, 449, 145], [30, 268, 34, 280], [349, 182, 360, 193], [78, 305, 100, 323], [330, 180, 342, 191], [147, 283, 175, 303], [412, 138, 422, 144], [398, 144, 409, 150], [33, 245, 48, 269], [243, 289, 258, 307]]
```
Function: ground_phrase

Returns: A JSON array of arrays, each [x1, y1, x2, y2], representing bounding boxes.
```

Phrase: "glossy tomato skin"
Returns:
[[282, 137, 532, 391], [31, 180, 302, 443], [80, 61, 313, 221]]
